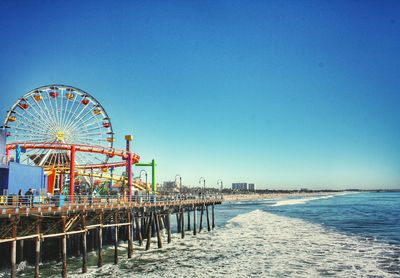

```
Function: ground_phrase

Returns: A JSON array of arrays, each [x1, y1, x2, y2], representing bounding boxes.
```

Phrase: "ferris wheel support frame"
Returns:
[[70, 145, 76, 202], [6, 142, 140, 203]]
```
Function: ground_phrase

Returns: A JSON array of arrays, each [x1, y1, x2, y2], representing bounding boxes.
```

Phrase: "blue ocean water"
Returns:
[[267, 192, 400, 245], [219, 192, 400, 246], [210, 191, 400, 277], [4, 191, 400, 277]]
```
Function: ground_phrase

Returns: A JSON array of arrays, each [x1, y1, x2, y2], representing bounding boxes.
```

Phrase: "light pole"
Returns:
[[139, 169, 148, 190], [199, 177, 205, 197], [217, 179, 223, 191], [175, 175, 182, 195], [125, 135, 133, 201]]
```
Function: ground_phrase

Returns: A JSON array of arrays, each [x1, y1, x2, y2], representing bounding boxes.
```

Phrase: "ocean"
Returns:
[[9, 192, 400, 277]]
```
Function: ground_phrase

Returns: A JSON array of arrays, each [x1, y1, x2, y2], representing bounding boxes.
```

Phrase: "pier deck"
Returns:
[[0, 196, 222, 277]]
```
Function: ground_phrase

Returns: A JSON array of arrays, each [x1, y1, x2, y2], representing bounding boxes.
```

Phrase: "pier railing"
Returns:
[[0, 193, 223, 215]]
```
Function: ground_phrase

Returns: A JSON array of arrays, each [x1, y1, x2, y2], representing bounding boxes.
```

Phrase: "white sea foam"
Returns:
[[271, 195, 335, 206], [62, 209, 399, 278], [16, 260, 28, 272]]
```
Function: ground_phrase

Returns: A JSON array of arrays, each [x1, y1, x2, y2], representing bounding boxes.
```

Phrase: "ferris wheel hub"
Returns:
[[56, 131, 65, 141]]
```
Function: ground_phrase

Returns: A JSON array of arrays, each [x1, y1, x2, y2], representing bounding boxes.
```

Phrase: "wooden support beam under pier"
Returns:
[[81, 214, 88, 273], [0, 198, 222, 277], [98, 212, 103, 268], [114, 211, 119, 265], [206, 205, 211, 232], [193, 205, 197, 236], [212, 203, 215, 230], [61, 217, 67, 278], [181, 207, 185, 239], [199, 204, 204, 232], [167, 212, 172, 244], [34, 220, 41, 278], [10, 217, 17, 278], [187, 208, 191, 231], [127, 210, 133, 258], [135, 215, 142, 246], [155, 213, 162, 249], [145, 212, 153, 251]]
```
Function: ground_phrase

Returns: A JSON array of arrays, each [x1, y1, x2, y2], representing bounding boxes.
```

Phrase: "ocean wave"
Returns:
[[8, 208, 398, 278], [62, 209, 399, 277], [271, 195, 335, 206]]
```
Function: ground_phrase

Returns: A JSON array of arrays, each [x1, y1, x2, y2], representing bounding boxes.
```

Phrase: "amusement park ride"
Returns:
[[1, 84, 156, 201]]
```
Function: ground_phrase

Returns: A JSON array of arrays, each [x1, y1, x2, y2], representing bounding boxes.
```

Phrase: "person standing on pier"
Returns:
[[18, 189, 23, 207], [25, 188, 34, 207]]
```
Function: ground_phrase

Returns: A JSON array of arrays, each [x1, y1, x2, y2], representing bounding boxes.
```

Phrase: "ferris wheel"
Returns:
[[2, 85, 114, 170]]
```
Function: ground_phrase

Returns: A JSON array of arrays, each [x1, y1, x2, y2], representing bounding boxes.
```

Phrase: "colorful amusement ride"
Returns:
[[0, 85, 156, 204]]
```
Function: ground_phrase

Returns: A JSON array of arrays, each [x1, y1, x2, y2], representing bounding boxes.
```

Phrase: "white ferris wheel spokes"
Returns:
[[2, 85, 114, 169]]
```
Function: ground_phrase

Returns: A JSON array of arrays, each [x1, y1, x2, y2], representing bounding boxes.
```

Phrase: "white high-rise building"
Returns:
[[232, 183, 248, 190], [248, 183, 256, 191], [232, 183, 256, 191]]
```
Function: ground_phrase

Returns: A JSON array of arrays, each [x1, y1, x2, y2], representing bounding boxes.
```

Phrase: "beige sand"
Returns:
[[222, 192, 337, 202]]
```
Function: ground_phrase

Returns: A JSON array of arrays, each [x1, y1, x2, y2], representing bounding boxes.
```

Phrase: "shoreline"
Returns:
[[222, 192, 340, 202]]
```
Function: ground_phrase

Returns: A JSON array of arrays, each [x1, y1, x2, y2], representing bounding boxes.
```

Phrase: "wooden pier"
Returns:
[[0, 197, 222, 277]]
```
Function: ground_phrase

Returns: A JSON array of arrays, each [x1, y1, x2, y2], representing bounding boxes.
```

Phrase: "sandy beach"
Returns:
[[222, 192, 339, 202]]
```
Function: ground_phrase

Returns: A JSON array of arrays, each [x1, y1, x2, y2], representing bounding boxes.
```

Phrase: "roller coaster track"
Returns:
[[6, 142, 147, 191]]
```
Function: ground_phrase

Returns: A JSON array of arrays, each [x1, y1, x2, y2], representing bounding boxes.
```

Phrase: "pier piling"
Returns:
[[11, 217, 17, 278], [193, 205, 197, 235], [135, 216, 143, 246], [181, 207, 185, 239], [199, 203, 204, 232], [98, 213, 103, 267], [61, 217, 67, 278], [206, 205, 211, 232], [155, 214, 162, 249], [151, 216, 156, 238], [212, 203, 215, 229], [75, 234, 81, 257], [127, 210, 133, 258], [167, 212, 172, 244], [159, 215, 165, 230], [144, 214, 151, 241], [187, 209, 191, 231], [81, 214, 88, 273], [97, 227, 103, 267], [141, 217, 146, 240], [34, 221, 41, 278], [176, 212, 181, 233], [93, 228, 97, 251], [145, 212, 153, 250], [114, 212, 119, 264], [18, 240, 24, 263]]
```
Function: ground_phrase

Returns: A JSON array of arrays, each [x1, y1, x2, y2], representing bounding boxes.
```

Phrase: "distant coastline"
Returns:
[[221, 189, 400, 202], [222, 191, 343, 202]]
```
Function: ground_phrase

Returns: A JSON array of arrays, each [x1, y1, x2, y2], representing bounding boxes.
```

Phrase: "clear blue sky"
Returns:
[[0, 0, 399, 189]]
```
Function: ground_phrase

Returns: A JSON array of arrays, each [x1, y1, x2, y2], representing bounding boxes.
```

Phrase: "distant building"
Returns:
[[232, 183, 248, 190], [248, 183, 256, 191], [232, 182, 256, 191], [163, 181, 177, 190]]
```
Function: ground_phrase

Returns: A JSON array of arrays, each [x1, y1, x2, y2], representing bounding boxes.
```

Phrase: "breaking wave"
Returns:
[[271, 195, 336, 206], [62, 209, 399, 277]]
